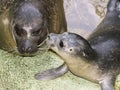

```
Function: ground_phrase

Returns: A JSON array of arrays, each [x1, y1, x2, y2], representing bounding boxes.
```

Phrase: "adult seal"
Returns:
[[35, 0, 120, 90], [0, 0, 67, 56]]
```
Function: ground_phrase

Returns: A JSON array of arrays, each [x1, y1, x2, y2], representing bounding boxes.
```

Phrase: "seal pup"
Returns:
[[12, 0, 67, 55], [35, 0, 120, 90]]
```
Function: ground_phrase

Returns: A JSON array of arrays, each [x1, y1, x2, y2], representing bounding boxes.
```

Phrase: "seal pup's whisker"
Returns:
[[37, 33, 50, 51]]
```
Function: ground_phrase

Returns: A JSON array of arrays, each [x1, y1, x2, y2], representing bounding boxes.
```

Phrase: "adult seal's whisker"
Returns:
[[37, 39, 47, 48]]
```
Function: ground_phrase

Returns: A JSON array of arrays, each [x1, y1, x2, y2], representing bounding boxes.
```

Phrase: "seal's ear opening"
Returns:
[[76, 36, 96, 60]]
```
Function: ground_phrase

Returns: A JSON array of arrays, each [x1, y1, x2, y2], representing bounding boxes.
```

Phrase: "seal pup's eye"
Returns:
[[69, 48, 73, 51], [59, 40, 65, 48]]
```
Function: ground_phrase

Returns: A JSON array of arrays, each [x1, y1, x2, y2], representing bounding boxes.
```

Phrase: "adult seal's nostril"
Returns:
[[27, 47, 32, 52], [22, 47, 25, 51], [18, 39, 38, 54], [24, 47, 32, 53]]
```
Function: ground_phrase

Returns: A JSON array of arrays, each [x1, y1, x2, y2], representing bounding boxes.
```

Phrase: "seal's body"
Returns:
[[0, 0, 67, 56], [35, 0, 120, 90]]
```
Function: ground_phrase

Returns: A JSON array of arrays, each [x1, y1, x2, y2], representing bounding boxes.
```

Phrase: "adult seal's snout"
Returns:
[[18, 39, 38, 54]]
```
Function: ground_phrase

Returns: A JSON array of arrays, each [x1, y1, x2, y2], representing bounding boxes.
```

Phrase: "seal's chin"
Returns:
[[9, 49, 37, 57], [19, 53, 37, 57], [16, 49, 38, 57], [46, 39, 59, 55]]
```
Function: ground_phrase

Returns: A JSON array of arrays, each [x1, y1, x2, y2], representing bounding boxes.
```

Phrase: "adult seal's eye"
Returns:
[[14, 25, 27, 37], [32, 29, 42, 36]]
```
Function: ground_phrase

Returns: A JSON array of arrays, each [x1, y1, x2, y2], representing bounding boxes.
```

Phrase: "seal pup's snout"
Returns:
[[47, 33, 56, 47], [48, 33, 57, 38], [47, 33, 63, 48], [47, 33, 53, 41]]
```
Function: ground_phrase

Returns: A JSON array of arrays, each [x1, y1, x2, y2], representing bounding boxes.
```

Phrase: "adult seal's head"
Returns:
[[0, 0, 67, 56], [13, 0, 48, 55], [35, 0, 120, 90]]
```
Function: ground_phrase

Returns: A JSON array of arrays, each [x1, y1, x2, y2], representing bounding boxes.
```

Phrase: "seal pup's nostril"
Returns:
[[47, 35, 50, 39]]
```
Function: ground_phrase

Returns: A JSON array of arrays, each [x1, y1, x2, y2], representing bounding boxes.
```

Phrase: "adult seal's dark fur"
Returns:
[[35, 0, 120, 90], [0, 0, 67, 56]]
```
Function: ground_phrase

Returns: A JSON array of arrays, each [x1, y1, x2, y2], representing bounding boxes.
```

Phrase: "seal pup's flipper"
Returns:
[[100, 75, 116, 90], [34, 63, 68, 80]]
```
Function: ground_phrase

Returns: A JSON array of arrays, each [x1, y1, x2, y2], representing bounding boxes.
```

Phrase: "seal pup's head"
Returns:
[[47, 32, 95, 60], [13, 0, 48, 56]]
